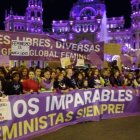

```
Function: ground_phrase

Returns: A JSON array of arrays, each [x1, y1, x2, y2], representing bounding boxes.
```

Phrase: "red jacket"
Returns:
[[22, 79, 39, 93]]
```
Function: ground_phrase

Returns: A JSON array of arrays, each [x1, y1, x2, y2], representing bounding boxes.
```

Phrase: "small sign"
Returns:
[[0, 96, 12, 121], [11, 40, 30, 56], [76, 59, 85, 67], [60, 57, 71, 68]]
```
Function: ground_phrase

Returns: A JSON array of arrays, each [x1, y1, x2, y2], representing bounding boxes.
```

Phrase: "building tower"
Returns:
[[4, 7, 27, 32], [4, 0, 43, 33], [26, 0, 43, 33], [52, 0, 105, 43], [131, 0, 140, 50], [71, 0, 105, 31]]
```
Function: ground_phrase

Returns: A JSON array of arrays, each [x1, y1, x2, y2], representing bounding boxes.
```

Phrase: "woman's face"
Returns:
[[128, 73, 133, 80], [29, 71, 35, 79], [115, 71, 119, 77], [35, 69, 41, 77], [61, 70, 66, 76], [78, 73, 83, 80], [83, 80, 88, 86], [94, 69, 99, 76], [58, 74, 64, 81], [44, 71, 51, 79], [103, 70, 108, 77], [22, 69, 28, 76], [51, 72, 56, 79], [13, 74, 20, 82]]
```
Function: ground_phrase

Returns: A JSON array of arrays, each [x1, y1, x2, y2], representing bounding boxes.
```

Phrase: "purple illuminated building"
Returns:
[[4, 0, 140, 66], [5, 0, 43, 33], [51, 0, 105, 44], [51, 0, 139, 51]]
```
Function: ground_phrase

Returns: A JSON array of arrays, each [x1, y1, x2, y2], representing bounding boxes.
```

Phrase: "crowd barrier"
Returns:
[[0, 87, 140, 140]]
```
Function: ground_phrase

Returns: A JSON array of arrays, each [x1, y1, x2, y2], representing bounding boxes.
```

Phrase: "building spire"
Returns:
[[35, 0, 37, 5], [9, 7, 13, 15], [28, 0, 32, 6], [5, 10, 7, 18], [38, 0, 42, 6]]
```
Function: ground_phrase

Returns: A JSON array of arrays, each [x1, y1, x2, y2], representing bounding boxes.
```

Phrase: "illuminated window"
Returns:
[[81, 8, 95, 17], [107, 24, 109, 28], [83, 0, 94, 2], [110, 24, 113, 28]]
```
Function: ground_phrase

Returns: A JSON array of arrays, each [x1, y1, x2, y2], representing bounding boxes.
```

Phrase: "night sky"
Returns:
[[0, 0, 131, 31]]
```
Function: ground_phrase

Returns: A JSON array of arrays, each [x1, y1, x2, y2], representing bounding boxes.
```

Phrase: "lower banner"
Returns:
[[0, 87, 140, 140]]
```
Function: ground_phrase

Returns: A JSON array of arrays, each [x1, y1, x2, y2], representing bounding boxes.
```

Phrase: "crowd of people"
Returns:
[[0, 62, 140, 96]]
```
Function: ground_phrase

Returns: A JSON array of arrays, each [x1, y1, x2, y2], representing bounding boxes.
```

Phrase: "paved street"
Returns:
[[33, 116, 140, 140]]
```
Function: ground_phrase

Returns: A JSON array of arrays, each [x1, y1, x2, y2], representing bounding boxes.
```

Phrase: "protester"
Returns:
[[88, 68, 103, 88], [83, 79, 89, 89], [0, 69, 7, 92], [20, 67, 29, 82], [0, 63, 139, 95], [136, 70, 140, 87], [54, 73, 68, 93], [22, 70, 40, 93], [5, 72, 23, 95], [51, 70, 57, 82], [64, 68, 77, 90], [75, 72, 84, 89], [100, 68, 111, 87], [110, 69, 124, 87], [61, 69, 66, 77], [34, 67, 42, 85], [124, 72, 139, 87], [0, 78, 5, 96], [40, 69, 54, 92]]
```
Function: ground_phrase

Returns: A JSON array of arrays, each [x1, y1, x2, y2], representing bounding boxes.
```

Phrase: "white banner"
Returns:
[[76, 59, 85, 67], [0, 96, 12, 121], [11, 40, 30, 56], [60, 57, 71, 68]]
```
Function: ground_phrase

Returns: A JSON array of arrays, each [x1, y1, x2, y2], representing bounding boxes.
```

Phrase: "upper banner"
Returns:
[[0, 87, 140, 140], [0, 31, 104, 61]]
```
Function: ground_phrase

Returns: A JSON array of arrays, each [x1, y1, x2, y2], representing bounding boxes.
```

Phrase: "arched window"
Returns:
[[80, 7, 96, 18], [81, 9, 94, 17]]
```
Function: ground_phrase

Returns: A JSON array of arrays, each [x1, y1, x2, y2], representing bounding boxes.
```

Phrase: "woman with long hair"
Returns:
[[40, 70, 54, 92], [22, 70, 40, 93], [88, 68, 103, 88]]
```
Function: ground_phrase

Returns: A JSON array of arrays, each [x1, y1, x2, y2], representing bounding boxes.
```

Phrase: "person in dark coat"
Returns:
[[64, 68, 77, 90], [5, 72, 23, 95], [110, 69, 124, 87]]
